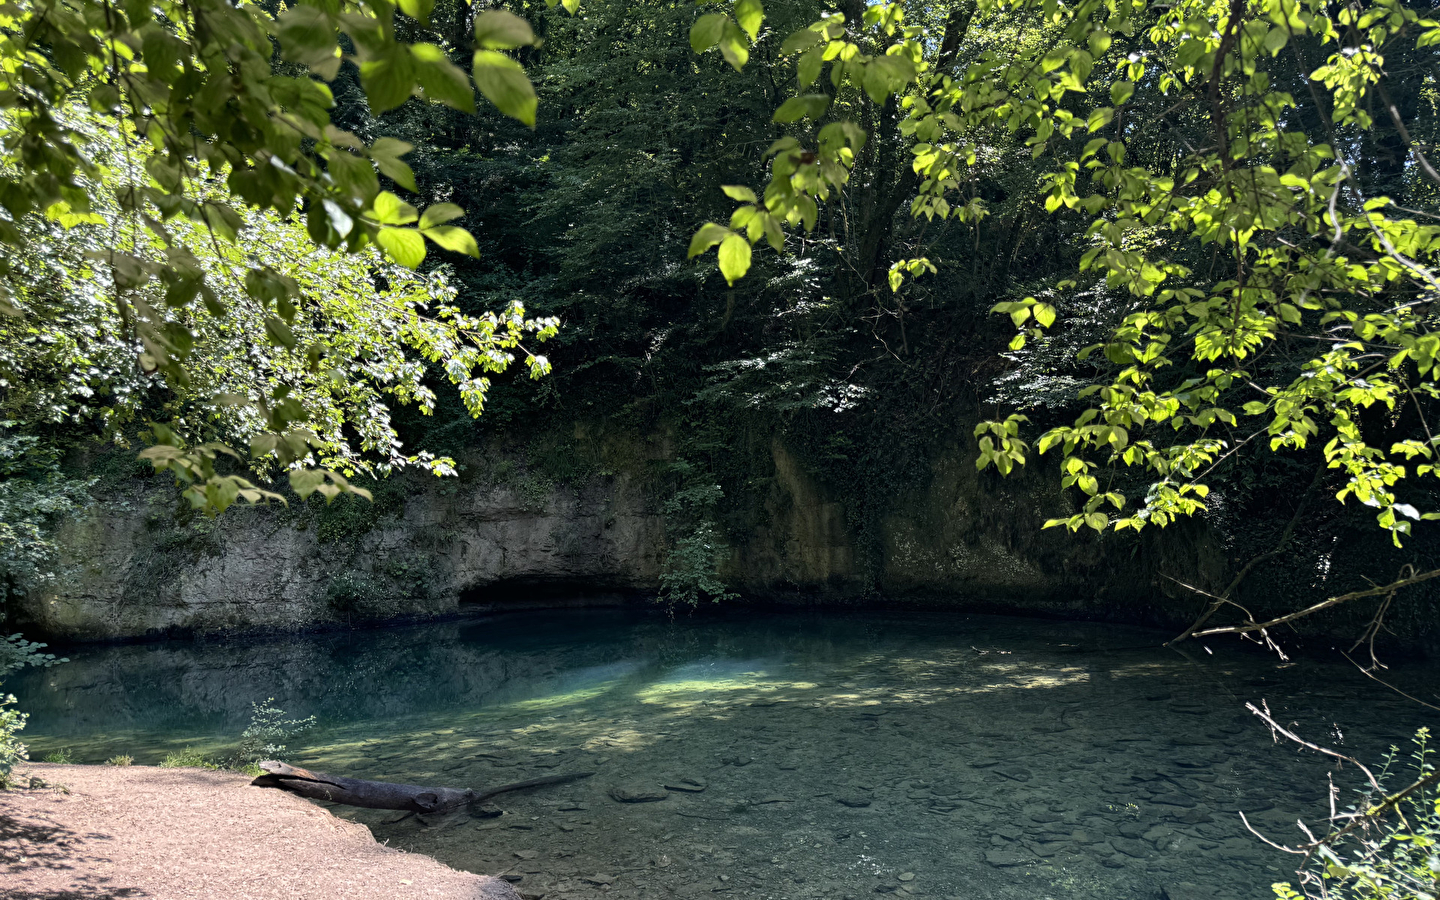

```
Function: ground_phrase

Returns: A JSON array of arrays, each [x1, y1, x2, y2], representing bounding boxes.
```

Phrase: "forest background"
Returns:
[[6, 0, 1435, 628]]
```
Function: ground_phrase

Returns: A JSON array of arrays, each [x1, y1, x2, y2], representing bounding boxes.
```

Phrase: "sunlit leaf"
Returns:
[[718, 234, 751, 284], [376, 226, 427, 268], [473, 50, 537, 127]]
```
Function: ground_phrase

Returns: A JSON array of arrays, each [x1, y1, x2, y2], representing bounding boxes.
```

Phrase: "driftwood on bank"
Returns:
[[250, 760, 593, 814]]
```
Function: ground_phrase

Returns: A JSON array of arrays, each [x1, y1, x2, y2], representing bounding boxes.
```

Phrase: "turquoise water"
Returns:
[[11, 609, 1437, 900]]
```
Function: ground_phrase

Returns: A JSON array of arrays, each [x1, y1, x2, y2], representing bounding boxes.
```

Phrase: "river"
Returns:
[[11, 608, 1436, 900]]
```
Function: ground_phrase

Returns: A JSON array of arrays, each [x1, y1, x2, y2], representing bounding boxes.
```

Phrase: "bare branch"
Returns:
[[1192, 567, 1440, 639]]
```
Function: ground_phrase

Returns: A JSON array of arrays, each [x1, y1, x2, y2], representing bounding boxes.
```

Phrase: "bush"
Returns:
[[40, 747, 73, 763], [104, 754, 133, 766], [0, 692, 26, 788], [325, 570, 384, 617], [230, 699, 315, 769], [659, 521, 738, 607], [1273, 728, 1440, 899]]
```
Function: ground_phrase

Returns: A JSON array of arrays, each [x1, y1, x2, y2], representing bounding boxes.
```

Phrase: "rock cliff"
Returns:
[[18, 427, 1432, 646]]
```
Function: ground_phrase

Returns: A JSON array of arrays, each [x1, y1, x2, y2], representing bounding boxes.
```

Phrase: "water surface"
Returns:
[[13, 608, 1437, 900]]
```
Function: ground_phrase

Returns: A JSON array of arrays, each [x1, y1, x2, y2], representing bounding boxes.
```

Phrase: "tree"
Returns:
[[688, 0, 1440, 552], [0, 0, 562, 514]]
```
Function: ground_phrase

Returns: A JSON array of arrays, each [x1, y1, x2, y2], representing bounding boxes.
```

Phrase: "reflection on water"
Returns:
[[11, 609, 1437, 900]]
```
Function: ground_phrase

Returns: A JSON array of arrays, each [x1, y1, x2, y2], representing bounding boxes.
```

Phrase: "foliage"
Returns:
[[160, 747, 218, 769], [40, 747, 73, 763], [0, 692, 26, 788], [692, 0, 1440, 550], [325, 570, 386, 615], [0, 633, 65, 679], [1, 0, 561, 514], [1274, 729, 1440, 900], [105, 754, 134, 766], [311, 477, 406, 544], [658, 463, 738, 607], [0, 427, 92, 604], [230, 699, 315, 769], [661, 521, 739, 607]]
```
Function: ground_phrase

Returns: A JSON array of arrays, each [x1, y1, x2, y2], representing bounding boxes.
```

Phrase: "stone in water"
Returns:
[[983, 850, 1029, 868], [610, 784, 669, 803]]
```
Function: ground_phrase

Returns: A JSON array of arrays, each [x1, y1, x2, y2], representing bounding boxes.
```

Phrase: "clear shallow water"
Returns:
[[11, 608, 1438, 900]]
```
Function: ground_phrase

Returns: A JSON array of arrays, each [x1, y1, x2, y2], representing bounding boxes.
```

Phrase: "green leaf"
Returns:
[[734, 0, 764, 42], [419, 202, 464, 229], [273, 4, 337, 73], [719, 19, 750, 70], [472, 50, 537, 127], [411, 43, 476, 114], [474, 10, 536, 49], [689, 222, 732, 257], [1263, 26, 1288, 55], [718, 234, 751, 284], [690, 13, 726, 52], [327, 151, 380, 205], [422, 225, 480, 257], [779, 28, 822, 55], [772, 94, 830, 123], [370, 138, 417, 192], [289, 468, 325, 499], [376, 226, 427, 268], [265, 316, 297, 349], [371, 191, 418, 225], [798, 45, 824, 88], [722, 185, 758, 202], [396, 0, 434, 23], [359, 49, 417, 113]]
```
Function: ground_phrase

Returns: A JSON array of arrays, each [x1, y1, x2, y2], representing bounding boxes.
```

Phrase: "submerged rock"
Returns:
[[609, 784, 669, 803], [664, 777, 708, 793], [983, 850, 1030, 868]]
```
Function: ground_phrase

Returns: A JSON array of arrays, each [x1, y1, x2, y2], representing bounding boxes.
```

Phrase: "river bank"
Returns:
[[0, 763, 522, 900]]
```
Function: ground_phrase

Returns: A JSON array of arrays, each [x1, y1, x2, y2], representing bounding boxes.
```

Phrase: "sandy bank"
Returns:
[[0, 763, 521, 900]]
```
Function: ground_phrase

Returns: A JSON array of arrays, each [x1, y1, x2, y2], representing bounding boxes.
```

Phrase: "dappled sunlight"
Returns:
[[1105, 661, 1191, 679], [503, 684, 617, 711]]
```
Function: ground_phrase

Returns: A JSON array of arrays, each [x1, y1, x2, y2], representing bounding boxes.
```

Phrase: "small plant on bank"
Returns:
[[41, 747, 73, 764], [0, 692, 27, 788], [659, 521, 738, 608], [1272, 728, 1440, 899], [230, 699, 315, 770], [657, 466, 737, 608], [160, 747, 217, 769], [105, 754, 133, 766]]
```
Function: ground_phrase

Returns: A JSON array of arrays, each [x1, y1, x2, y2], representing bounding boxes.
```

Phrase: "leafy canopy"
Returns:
[[691, 0, 1440, 546], [0, 0, 564, 512]]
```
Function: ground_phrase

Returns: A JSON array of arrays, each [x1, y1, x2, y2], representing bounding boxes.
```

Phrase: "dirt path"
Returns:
[[0, 764, 521, 900]]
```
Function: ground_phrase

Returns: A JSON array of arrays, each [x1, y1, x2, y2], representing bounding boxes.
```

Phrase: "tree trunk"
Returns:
[[251, 761, 593, 814]]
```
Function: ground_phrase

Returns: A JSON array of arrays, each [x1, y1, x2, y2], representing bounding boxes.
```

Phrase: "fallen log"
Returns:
[[251, 761, 593, 814]]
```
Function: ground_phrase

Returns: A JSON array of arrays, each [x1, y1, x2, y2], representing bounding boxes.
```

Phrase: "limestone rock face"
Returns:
[[21, 425, 1234, 641], [25, 466, 666, 640]]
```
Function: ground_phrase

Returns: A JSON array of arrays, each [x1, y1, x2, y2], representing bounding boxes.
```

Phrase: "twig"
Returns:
[[1340, 649, 1440, 713], [1192, 568, 1440, 639]]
